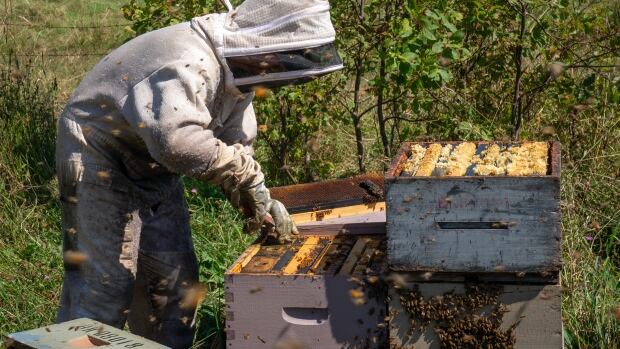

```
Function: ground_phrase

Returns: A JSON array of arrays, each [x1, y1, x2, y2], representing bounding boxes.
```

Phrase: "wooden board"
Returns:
[[386, 177, 561, 273], [5, 318, 169, 349], [296, 211, 386, 236], [291, 202, 385, 225], [389, 283, 563, 349]]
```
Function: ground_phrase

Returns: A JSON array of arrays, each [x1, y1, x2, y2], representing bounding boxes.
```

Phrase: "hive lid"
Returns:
[[5, 318, 169, 349], [270, 174, 384, 213]]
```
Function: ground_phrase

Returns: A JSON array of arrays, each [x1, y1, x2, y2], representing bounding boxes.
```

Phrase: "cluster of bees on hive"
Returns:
[[393, 284, 517, 349], [402, 142, 549, 177]]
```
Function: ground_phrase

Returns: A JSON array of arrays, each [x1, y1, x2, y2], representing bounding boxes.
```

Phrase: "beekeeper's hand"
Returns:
[[239, 182, 298, 244], [265, 199, 299, 244]]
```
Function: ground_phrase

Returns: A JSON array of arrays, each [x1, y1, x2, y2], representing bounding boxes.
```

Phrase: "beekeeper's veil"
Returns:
[[192, 0, 343, 92]]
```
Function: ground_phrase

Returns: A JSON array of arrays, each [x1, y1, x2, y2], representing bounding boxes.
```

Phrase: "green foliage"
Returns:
[[122, 0, 242, 35], [253, 80, 342, 184]]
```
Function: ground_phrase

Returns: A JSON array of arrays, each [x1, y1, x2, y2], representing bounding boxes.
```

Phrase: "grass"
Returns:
[[1, 1, 619, 349], [559, 112, 620, 347], [0, 0, 131, 96]]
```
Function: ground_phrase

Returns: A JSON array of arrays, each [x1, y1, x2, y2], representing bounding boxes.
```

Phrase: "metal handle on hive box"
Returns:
[[281, 307, 329, 325], [437, 221, 517, 229]]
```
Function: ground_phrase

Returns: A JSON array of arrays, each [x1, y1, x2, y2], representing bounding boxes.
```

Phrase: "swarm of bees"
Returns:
[[395, 284, 517, 349], [402, 142, 550, 177]]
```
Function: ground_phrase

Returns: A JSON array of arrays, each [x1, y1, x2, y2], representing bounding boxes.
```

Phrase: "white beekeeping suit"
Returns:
[[54, 0, 342, 347]]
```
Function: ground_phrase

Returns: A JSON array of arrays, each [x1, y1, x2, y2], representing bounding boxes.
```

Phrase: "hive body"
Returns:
[[225, 234, 388, 349], [386, 141, 561, 274]]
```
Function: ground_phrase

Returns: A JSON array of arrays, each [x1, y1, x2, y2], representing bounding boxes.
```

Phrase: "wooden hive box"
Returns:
[[387, 278, 563, 348], [225, 175, 389, 349], [385, 141, 561, 274], [225, 234, 388, 349]]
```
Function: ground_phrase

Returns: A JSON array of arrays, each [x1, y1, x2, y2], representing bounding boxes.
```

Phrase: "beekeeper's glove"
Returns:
[[238, 182, 299, 244]]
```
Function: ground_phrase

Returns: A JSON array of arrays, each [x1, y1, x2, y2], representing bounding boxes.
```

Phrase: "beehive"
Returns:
[[385, 141, 561, 274], [388, 278, 563, 349], [225, 234, 388, 349]]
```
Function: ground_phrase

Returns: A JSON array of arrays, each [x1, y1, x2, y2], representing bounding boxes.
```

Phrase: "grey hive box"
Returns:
[[388, 280, 563, 348], [225, 176, 390, 349], [385, 141, 562, 274], [224, 233, 388, 349], [4, 318, 169, 349]]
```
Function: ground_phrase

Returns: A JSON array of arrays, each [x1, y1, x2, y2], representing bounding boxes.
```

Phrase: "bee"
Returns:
[[179, 316, 191, 326], [249, 286, 263, 294], [64, 251, 88, 266], [96, 170, 111, 179], [179, 283, 206, 310]]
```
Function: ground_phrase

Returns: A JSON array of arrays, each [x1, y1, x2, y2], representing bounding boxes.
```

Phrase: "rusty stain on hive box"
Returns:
[[4, 318, 169, 349], [385, 141, 562, 275], [225, 234, 388, 349]]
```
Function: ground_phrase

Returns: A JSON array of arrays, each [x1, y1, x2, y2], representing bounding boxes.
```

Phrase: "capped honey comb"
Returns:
[[400, 141, 551, 177]]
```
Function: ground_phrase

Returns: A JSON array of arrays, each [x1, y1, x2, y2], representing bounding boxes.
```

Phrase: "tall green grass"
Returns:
[[0, 0, 131, 95], [0, 60, 63, 335]]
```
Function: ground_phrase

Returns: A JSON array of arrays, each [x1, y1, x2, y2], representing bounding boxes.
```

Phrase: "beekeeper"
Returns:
[[54, 0, 343, 347]]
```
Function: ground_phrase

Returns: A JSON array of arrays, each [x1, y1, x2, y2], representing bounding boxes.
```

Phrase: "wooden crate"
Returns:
[[385, 141, 561, 273], [388, 280, 563, 349], [225, 234, 388, 349]]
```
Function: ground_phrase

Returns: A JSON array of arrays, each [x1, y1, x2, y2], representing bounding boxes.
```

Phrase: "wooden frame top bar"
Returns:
[[385, 141, 561, 182]]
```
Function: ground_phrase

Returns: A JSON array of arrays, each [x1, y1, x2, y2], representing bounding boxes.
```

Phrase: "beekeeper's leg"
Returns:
[[56, 164, 139, 328], [128, 180, 199, 349]]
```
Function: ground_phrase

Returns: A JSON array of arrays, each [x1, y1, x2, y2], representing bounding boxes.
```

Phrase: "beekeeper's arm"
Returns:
[[121, 62, 297, 242]]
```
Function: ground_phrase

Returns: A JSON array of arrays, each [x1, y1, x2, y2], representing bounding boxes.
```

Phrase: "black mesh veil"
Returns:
[[226, 43, 343, 90]]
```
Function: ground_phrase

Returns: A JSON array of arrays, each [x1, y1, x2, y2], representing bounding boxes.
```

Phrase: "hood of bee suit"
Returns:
[[191, 0, 343, 93]]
